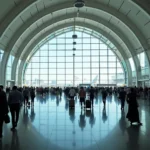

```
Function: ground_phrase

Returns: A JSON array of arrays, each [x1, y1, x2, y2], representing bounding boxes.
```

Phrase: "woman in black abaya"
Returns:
[[126, 88, 142, 125]]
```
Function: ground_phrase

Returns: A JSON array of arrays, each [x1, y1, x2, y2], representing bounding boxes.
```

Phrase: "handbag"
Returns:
[[4, 114, 10, 124]]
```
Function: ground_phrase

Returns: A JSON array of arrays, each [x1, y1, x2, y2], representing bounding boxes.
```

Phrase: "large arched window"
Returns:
[[24, 27, 125, 87]]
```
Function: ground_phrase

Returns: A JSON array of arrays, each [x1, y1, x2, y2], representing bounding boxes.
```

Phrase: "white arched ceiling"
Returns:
[[132, 0, 150, 15], [1, 5, 143, 57], [0, 0, 36, 40], [17, 16, 131, 59], [0, 0, 149, 55]]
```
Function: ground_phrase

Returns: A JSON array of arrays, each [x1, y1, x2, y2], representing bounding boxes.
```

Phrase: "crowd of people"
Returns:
[[0, 85, 146, 140]]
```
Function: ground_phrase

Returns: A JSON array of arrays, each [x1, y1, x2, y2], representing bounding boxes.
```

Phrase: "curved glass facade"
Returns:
[[24, 28, 125, 87]]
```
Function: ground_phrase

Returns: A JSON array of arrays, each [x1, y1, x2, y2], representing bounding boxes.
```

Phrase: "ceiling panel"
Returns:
[[97, 0, 110, 5], [9, 17, 23, 34], [28, 4, 39, 16], [20, 10, 32, 23], [109, 0, 125, 10], [0, 0, 16, 23], [36, 1, 45, 12]]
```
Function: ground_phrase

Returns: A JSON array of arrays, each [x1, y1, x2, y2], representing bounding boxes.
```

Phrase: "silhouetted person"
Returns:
[[69, 87, 76, 100], [30, 88, 35, 107], [23, 87, 30, 106], [119, 88, 126, 110], [0, 85, 9, 139], [126, 88, 142, 125], [102, 88, 107, 107], [89, 86, 95, 107], [79, 87, 86, 108], [8, 86, 23, 130]]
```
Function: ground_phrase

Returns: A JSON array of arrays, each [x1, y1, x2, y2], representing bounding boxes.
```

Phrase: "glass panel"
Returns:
[[49, 75, 56, 80], [40, 75, 48, 80], [57, 63, 65, 68], [91, 44, 99, 49], [75, 63, 82, 68], [57, 69, 65, 74], [57, 57, 65, 62], [40, 57, 48, 62], [40, 69, 48, 74], [66, 69, 73, 74], [83, 69, 90, 74], [40, 51, 48, 56], [100, 50, 107, 55], [92, 68, 99, 74], [83, 57, 90, 62], [75, 57, 82, 62], [100, 62, 107, 68], [32, 63, 40, 68], [83, 63, 90, 68], [49, 63, 56, 68], [32, 69, 39, 74], [75, 69, 82, 74], [109, 62, 116, 67], [83, 51, 90, 56], [31, 57, 39, 62], [49, 69, 56, 74], [57, 75, 65, 80], [66, 63, 73, 68], [40, 63, 48, 68]]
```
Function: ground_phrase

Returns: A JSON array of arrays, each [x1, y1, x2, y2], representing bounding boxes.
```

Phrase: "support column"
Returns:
[[133, 55, 141, 87], [18, 60, 25, 86], [125, 59, 132, 86], [0, 51, 9, 87], [145, 50, 150, 83]]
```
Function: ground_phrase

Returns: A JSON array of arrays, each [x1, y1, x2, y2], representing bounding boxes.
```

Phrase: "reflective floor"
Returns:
[[1, 93, 150, 150]]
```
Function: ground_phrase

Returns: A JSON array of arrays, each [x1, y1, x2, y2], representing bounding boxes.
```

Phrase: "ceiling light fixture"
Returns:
[[73, 42, 77, 45], [74, 0, 85, 8]]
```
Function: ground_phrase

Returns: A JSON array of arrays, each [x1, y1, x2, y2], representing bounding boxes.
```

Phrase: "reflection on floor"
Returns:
[[1, 93, 150, 150]]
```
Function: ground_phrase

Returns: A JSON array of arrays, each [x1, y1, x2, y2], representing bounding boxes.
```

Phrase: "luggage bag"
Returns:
[[86, 100, 91, 109]]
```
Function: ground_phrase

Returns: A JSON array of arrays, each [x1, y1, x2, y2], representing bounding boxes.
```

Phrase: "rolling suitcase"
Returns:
[[86, 100, 91, 109], [69, 100, 75, 108]]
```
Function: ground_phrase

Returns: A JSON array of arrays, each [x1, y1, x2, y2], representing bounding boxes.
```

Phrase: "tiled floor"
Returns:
[[1, 93, 150, 150]]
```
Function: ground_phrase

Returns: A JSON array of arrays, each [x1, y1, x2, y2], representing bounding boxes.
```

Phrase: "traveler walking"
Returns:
[[79, 87, 86, 108], [89, 86, 95, 107], [30, 88, 35, 107], [101, 88, 107, 107], [119, 88, 126, 110], [126, 88, 142, 125], [0, 85, 9, 139], [8, 86, 23, 130], [23, 87, 30, 106], [69, 87, 76, 100]]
